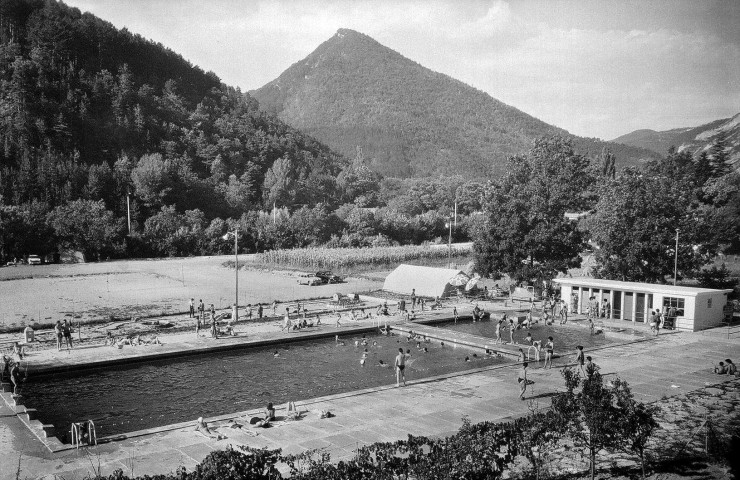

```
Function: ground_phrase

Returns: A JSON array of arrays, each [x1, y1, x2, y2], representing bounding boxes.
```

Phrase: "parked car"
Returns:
[[297, 272, 322, 286], [315, 271, 342, 284], [27, 255, 42, 265]]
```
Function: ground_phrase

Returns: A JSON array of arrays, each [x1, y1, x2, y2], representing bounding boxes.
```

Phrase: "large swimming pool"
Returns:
[[22, 331, 507, 441]]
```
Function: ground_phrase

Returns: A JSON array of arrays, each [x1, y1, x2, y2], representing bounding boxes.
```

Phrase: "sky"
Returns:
[[63, 0, 740, 140]]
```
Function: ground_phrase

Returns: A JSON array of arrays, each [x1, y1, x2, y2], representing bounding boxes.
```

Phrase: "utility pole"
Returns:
[[222, 227, 239, 321], [234, 225, 238, 320], [674, 229, 680, 286], [446, 219, 452, 268], [126, 192, 131, 234]]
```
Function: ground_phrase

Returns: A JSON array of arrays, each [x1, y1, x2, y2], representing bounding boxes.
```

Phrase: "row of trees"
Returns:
[[473, 135, 739, 285]]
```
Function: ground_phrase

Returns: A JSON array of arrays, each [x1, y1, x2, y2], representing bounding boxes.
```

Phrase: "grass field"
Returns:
[[0, 255, 382, 330]]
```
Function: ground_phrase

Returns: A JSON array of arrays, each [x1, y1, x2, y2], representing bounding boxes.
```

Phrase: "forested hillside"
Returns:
[[0, 0, 359, 260], [612, 113, 740, 167], [252, 29, 659, 178]]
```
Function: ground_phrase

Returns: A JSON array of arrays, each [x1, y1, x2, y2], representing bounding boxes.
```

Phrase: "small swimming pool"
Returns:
[[22, 331, 508, 440], [425, 318, 644, 353]]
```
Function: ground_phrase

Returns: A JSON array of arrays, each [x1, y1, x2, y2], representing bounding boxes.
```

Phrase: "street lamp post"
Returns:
[[222, 227, 239, 321], [674, 228, 679, 286], [445, 220, 452, 268]]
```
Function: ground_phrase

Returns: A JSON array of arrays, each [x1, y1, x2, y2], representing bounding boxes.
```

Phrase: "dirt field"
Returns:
[[0, 256, 383, 329]]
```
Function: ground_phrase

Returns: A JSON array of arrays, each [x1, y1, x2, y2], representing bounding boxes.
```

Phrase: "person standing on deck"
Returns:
[[189, 298, 195, 318], [518, 362, 529, 400], [54, 320, 63, 351], [62, 319, 73, 350], [410, 289, 417, 309], [258, 303, 263, 319], [198, 300, 204, 320], [395, 348, 410, 387]]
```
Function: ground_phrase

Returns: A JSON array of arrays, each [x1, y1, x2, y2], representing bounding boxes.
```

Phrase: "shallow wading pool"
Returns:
[[430, 318, 645, 352], [22, 331, 508, 441]]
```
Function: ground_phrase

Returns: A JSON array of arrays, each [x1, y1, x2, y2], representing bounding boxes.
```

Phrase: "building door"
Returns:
[[602, 290, 611, 318], [613, 291, 622, 319], [581, 288, 590, 315], [623, 292, 634, 321], [635, 293, 646, 322]]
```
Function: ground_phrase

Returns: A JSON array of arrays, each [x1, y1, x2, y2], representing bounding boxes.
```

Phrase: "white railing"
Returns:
[[71, 420, 97, 448]]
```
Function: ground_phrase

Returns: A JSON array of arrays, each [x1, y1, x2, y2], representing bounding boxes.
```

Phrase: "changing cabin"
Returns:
[[553, 277, 732, 332]]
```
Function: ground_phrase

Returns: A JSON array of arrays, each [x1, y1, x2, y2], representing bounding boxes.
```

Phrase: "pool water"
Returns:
[[428, 319, 643, 353], [22, 332, 508, 440]]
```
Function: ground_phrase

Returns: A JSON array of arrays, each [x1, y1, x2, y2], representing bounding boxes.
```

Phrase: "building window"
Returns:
[[663, 297, 685, 316], [707, 298, 712, 308]]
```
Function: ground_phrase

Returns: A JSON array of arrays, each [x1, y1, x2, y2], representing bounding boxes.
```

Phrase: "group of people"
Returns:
[[518, 332, 556, 368], [190, 298, 240, 339], [537, 296, 570, 325], [104, 331, 162, 347], [53, 319, 74, 351], [281, 306, 321, 332], [494, 313, 538, 344], [714, 359, 738, 376], [649, 306, 677, 335]]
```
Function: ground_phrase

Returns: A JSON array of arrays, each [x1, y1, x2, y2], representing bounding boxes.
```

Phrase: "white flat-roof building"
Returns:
[[552, 277, 733, 332]]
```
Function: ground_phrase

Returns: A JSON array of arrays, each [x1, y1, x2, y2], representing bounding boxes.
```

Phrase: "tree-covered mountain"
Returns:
[[0, 0, 357, 259], [252, 28, 659, 178], [612, 113, 740, 167]]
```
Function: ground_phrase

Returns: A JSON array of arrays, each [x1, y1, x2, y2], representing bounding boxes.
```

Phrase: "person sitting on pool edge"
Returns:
[[726, 359, 738, 376], [714, 361, 727, 374], [195, 417, 225, 440], [264, 402, 276, 422]]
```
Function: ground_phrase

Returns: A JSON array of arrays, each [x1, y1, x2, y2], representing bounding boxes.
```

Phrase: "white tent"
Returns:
[[383, 264, 464, 298]]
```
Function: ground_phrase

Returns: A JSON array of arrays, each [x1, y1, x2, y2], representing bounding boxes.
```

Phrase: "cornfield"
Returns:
[[256, 244, 473, 269]]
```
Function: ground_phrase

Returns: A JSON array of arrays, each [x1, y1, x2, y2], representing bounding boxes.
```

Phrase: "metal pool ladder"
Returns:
[[71, 420, 97, 448]]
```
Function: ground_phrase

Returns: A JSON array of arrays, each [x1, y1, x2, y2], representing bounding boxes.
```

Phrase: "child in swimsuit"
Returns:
[[544, 337, 554, 369]]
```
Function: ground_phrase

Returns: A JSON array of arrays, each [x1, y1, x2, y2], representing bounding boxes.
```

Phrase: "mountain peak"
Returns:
[[252, 31, 657, 178], [335, 28, 363, 38]]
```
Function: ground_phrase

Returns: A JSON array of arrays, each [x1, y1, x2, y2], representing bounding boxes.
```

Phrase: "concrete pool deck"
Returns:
[[1, 308, 739, 480]]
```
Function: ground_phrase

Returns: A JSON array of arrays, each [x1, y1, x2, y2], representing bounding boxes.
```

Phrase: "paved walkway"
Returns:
[[1, 311, 738, 480]]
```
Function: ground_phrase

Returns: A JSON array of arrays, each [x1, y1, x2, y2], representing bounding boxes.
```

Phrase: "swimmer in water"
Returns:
[[335, 335, 345, 346], [378, 359, 391, 368], [465, 356, 470, 362], [273, 351, 280, 357]]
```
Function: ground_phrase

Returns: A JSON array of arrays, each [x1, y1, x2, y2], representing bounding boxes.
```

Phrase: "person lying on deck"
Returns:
[[195, 417, 225, 440]]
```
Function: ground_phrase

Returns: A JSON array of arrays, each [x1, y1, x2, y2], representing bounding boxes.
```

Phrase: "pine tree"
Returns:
[[709, 132, 731, 177], [600, 147, 616, 179], [694, 151, 713, 186]]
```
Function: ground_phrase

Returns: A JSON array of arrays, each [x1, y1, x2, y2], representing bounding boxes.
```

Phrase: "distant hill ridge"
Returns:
[[612, 114, 740, 164], [252, 28, 658, 178]]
